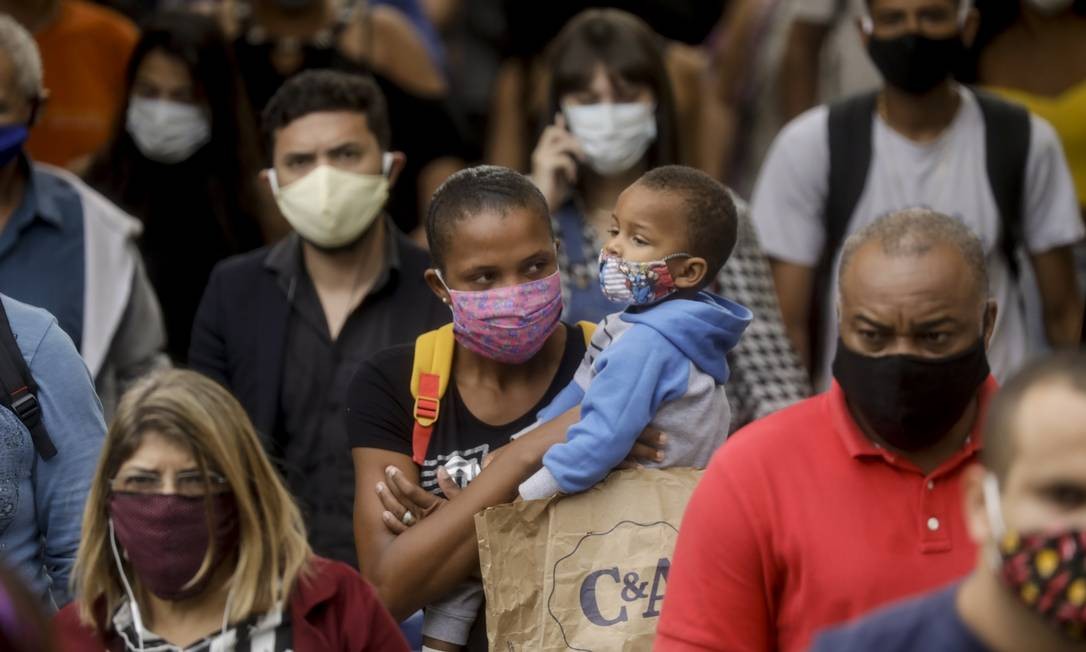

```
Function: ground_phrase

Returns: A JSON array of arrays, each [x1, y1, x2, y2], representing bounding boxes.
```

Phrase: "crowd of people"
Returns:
[[0, 0, 1083, 650]]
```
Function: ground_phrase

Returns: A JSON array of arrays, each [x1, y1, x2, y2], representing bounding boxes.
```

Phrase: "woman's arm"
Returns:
[[352, 408, 579, 620]]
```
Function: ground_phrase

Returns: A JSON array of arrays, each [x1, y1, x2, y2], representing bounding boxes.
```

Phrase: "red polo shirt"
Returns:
[[656, 378, 997, 652]]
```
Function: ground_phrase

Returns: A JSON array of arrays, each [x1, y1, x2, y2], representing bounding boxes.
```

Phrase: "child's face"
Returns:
[[604, 184, 690, 263]]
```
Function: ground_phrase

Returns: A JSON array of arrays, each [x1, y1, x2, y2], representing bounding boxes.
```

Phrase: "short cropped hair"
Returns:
[[636, 165, 738, 282], [0, 16, 43, 102], [262, 69, 391, 155], [426, 165, 552, 271], [982, 352, 1086, 482], [839, 208, 989, 303]]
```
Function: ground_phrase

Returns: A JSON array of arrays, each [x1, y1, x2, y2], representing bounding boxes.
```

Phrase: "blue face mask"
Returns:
[[0, 125, 29, 167]]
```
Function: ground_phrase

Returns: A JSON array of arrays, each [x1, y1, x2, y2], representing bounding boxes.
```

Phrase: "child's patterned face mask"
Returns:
[[985, 474, 1086, 641], [598, 251, 689, 306]]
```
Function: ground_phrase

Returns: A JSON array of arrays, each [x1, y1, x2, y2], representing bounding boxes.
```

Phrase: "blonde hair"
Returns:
[[72, 369, 311, 627]]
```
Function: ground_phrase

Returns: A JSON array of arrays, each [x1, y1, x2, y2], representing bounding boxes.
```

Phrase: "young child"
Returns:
[[422, 165, 752, 651], [517, 164, 752, 499]]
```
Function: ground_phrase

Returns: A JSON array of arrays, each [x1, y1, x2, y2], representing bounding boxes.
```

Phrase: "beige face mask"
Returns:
[[268, 154, 392, 249]]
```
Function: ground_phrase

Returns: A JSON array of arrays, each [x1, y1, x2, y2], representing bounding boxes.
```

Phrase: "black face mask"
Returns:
[[832, 337, 990, 451], [866, 32, 964, 95]]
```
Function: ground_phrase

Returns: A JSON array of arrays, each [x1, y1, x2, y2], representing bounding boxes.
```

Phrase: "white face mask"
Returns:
[[268, 154, 392, 249], [563, 102, 657, 176], [126, 97, 211, 164], [1024, 0, 1075, 15]]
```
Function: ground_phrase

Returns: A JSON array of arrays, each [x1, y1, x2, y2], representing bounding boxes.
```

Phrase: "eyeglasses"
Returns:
[[109, 470, 230, 497]]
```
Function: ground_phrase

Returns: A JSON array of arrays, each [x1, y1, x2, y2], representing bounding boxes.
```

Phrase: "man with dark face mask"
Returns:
[[751, 0, 1083, 393], [812, 351, 1086, 652], [189, 70, 446, 567], [657, 209, 999, 652]]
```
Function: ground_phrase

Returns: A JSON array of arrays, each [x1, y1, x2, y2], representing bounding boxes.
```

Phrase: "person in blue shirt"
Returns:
[[0, 294, 106, 610], [812, 351, 1086, 652], [0, 16, 167, 418]]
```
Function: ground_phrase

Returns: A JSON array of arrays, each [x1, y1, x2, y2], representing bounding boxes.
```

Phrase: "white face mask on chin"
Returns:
[[268, 153, 392, 249], [563, 102, 657, 176], [126, 97, 212, 164]]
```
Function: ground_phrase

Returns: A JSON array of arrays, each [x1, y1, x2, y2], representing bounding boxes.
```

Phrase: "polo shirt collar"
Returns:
[[264, 215, 401, 296], [828, 376, 998, 471]]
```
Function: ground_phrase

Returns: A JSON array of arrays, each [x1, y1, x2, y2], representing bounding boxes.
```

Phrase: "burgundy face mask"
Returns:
[[109, 492, 239, 601]]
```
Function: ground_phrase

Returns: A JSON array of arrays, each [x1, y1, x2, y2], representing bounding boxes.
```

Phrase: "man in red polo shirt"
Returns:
[[657, 208, 1000, 652], [810, 351, 1086, 651]]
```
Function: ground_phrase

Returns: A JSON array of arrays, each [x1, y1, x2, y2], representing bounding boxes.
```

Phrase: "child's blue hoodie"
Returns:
[[520, 291, 753, 498]]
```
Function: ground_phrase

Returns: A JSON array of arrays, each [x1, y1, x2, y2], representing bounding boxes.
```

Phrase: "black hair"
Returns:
[[86, 10, 263, 248], [636, 165, 738, 282], [983, 351, 1086, 482], [544, 9, 680, 169], [426, 165, 552, 270], [261, 69, 391, 156]]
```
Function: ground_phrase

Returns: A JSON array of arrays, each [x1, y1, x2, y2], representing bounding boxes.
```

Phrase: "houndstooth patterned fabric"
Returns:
[[712, 196, 812, 431]]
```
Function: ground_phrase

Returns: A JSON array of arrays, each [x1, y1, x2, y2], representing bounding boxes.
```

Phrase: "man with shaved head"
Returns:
[[658, 208, 998, 652], [813, 351, 1086, 651]]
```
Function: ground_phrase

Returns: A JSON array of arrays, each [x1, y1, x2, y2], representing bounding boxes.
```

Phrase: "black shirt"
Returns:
[[270, 221, 447, 565], [346, 323, 587, 495]]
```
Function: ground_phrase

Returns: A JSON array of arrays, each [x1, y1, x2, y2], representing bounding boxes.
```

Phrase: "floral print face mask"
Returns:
[[985, 474, 1086, 641], [439, 271, 564, 364], [598, 251, 690, 306]]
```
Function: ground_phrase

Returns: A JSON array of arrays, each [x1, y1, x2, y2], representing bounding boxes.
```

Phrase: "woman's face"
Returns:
[[113, 431, 217, 497], [437, 208, 558, 293], [560, 62, 655, 107], [131, 49, 201, 106]]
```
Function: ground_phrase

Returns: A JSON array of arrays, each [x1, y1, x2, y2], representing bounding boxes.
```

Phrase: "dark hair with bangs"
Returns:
[[544, 9, 679, 169]]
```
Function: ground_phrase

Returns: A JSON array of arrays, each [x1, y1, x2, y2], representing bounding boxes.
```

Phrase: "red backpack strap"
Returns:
[[412, 372, 440, 464], [410, 324, 455, 465]]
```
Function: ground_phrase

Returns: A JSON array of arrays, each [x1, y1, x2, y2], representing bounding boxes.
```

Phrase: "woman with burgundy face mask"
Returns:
[[346, 166, 666, 651], [52, 369, 408, 652]]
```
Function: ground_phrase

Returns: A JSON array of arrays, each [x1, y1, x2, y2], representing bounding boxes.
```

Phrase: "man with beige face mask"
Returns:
[[190, 69, 447, 567]]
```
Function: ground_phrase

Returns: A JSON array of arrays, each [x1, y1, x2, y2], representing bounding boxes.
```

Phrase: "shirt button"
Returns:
[[927, 480, 935, 490], [927, 517, 940, 532]]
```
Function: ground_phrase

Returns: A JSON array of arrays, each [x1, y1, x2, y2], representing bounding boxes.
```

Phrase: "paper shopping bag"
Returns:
[[475, 468, 702, 651]]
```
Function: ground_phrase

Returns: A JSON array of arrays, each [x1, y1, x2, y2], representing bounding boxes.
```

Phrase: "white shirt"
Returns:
[[751, 86, 1084, 389]]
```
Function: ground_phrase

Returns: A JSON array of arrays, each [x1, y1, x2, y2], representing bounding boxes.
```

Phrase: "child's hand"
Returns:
[[618, 429, 668, 469]]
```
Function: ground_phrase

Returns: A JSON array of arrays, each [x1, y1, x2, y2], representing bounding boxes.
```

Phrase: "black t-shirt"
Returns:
[[346, 323, 587, 495]]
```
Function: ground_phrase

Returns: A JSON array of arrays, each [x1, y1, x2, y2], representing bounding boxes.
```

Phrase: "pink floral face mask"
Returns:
[[439, 271, 563, 364]]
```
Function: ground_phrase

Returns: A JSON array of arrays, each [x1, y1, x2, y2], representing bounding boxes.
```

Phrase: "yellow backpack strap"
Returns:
[[577, 320, 597, 348], [409, 324, 455, 465]]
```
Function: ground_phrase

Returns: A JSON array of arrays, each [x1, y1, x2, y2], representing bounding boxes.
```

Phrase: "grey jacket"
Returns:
[[41, 165, 168, 417]]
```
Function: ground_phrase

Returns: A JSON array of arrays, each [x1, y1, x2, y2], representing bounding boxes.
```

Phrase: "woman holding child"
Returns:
[[349, 166, 676, 651]]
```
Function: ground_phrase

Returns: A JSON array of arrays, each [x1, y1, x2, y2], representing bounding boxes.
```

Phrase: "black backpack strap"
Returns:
[[973, 87, 1031, 280], [825, 91, 878, 262], [0, 300, 57, 460], [810, 91, 879, 371]]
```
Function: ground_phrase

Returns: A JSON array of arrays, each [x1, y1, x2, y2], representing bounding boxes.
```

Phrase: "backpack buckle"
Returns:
[[414, 395, 439, 427], [11, 389, 41, 428]]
